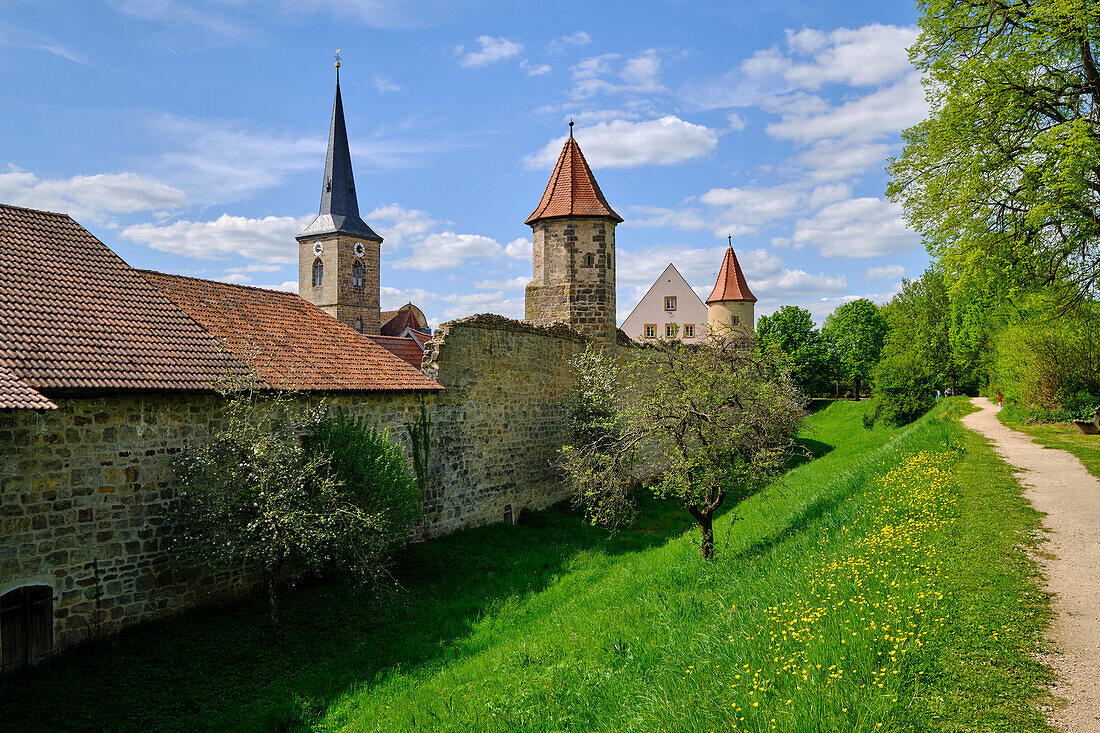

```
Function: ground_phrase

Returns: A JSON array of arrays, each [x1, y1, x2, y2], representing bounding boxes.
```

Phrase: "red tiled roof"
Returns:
[[367, 334, 425, 368], [706, 246, 757, 304], [526, 137, 623, 225], [409, 329, 432, 348], [380, 308, 421, 337], [0, 203, 250, 403], [0, 363, 56, 410], [140, 271, 442, 392]]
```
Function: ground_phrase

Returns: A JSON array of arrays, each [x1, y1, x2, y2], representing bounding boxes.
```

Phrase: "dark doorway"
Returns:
[[1, 585, 53, 673]]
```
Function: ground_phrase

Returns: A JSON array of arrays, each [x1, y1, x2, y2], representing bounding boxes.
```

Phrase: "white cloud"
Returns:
[[374, 75, 402, 93], [504, 237, 529, 259], [525, 116, 717, 169], [752, 25, 918, 90], [473, 276, 529, 290], [0, 167, 188, 220], [367, 203, 526, 270], [699, 183, 803, 235], [149, 113, 434, 203], [726, 112, 748, 131], [797, 139, 895, 181], [459, 36, 523, 68], [569, 49, 665, 99], [625, 205, 711, 231], [121, 213, 310, 263], [750, 269, 848, 299], [549, 31, 591, 53], [276, 280, 298, 292], [864, 264, 906, 281], [521, 61, 552, 76], [766, 72, 927, 144], [791, 197, 920, 258]]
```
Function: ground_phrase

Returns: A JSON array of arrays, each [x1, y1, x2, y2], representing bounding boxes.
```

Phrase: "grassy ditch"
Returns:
[[998, 404, 1100, 480], [1, 400, 1052, 732]]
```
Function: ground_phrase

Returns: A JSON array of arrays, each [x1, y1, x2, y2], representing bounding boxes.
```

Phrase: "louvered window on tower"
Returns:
[[352, 261, 364, 287], [312, 259, 324, 287]]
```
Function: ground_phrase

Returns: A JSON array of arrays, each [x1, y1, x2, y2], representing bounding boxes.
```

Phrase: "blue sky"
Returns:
[[1, 0, 929, 327]]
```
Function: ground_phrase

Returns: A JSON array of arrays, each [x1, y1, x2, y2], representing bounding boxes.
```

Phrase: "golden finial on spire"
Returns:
[[334, 49, 342, 68]]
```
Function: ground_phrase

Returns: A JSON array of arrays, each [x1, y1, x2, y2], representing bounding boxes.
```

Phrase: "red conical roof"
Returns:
[[526, 137, 623, 225], [706, 246, 756, 304]]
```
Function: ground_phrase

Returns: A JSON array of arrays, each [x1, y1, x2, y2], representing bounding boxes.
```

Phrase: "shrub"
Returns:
[[866, 349, 938, 426]]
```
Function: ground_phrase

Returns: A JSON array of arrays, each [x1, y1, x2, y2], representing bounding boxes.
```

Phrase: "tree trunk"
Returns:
[[699, 511, 715, 561], [854, 376, 862, 399], [263, 571, 282, 642]]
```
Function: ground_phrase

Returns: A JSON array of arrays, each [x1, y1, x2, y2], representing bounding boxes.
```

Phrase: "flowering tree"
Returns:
[[560, 336, 804, 559]]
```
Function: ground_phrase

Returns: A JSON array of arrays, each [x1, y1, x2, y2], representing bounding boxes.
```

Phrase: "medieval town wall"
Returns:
[[0, 316, 607, 653]]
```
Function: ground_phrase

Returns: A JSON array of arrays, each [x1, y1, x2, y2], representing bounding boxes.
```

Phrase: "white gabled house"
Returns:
[[621, 263, 709, 344]]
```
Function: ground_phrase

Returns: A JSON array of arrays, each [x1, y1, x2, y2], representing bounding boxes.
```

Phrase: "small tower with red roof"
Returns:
[[706, 239, 756, 339], [524, 123, 622, 345]]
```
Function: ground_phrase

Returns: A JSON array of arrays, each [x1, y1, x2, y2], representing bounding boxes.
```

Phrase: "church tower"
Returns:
[[297, 62, 383, 335], [706, 240, 756, 339], [524, 123, 622, 345]]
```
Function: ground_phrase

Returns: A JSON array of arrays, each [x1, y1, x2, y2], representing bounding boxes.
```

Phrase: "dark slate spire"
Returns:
[[297, 79, 383, 242]]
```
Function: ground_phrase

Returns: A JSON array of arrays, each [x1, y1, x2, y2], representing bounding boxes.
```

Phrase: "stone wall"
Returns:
[[525, 217, 617, 345], [0, 390, 424, 652], [0, 315, 602, 657], [420, 314, 590, 534]]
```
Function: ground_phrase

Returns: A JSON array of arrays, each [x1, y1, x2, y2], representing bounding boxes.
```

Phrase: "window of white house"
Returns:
[[665, 296, 677, 311], [666, 323, 677, 338], [683, 324, 695, 338], [644, 324, 656, 339], [312, 259, 324, 287]]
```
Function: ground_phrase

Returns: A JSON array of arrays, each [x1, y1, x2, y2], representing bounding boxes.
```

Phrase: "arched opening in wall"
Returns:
[[352, 261, 364, 287], [312, 259, 324, 287], [1, 585, 53, 673]]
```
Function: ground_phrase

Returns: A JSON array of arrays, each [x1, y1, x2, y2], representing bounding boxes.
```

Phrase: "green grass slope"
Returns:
[[1, 399, 1053, 733]]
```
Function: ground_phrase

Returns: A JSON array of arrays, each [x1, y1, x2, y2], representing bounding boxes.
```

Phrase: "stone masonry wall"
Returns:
[[1, 316, 606, 658], [420, 314, 591, 534], [0, 390, 424, 653], [298, 233, 381, 335], [525, 217, 617, 346]]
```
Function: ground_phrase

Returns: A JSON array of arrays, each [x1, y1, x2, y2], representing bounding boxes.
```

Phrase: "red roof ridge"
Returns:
[[135, 269, 295, 297], [526, 137, 622, 225], [0, 202, 75, 220], [706, 246, 757, 304]]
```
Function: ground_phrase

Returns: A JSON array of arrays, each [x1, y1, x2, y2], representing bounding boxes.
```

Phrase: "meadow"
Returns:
[[1, 400, 1053, 732]]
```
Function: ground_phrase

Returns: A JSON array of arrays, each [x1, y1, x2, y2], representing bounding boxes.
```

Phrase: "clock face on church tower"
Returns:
[[353, 242, 365, 258], [313, 242, 324, 256]]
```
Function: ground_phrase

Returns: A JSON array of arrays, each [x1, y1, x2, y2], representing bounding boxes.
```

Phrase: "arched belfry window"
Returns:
[[312, 259, 324, 287], [352, 261, 364, 287], [1, 585, 53, 672]]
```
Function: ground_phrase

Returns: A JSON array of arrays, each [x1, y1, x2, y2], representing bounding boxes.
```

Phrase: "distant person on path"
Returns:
[[945, 387, 953, 397], [935, 390, 942, 400], [997, 390, 1004, 409]]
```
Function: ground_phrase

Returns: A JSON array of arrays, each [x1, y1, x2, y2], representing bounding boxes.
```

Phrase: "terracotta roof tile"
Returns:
[[706, 246, 757, 304], [140, 271, 441, 392], [0, 363, 56, 410], [0, 203, 250, 398], [526, 137, 623, 225], [367, 334, 425, 368], [380, 308, 421, 336]]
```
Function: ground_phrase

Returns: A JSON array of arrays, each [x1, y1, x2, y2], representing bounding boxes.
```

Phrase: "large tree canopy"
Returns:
[[889, 0, 1100, 305], [756, 305, 835, 397]]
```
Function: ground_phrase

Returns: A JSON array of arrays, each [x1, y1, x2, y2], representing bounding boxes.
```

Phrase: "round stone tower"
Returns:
[[524, 125, 622, 346], [706, 243, 756, 340]]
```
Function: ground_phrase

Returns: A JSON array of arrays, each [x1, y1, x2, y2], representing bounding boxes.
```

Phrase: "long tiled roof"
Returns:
[[0, 363, 56, 410], [526, 137, 623, 225], [367, 334, 425, 368], [140, 271, 441, 392], [0, 203, 250, 404], [706, 246, 757, 304]]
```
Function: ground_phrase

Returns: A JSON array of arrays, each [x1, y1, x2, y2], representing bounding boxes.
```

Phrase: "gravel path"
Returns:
[[961, 398, 1100, 732]]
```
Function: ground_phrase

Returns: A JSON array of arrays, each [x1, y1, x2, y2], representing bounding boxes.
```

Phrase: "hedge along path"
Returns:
[[962, 398, 1100, 732]]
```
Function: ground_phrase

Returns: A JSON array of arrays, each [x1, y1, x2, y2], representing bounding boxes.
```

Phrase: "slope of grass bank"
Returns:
[[1, 400, 1052, 732], [999, 404, 1100, 480]]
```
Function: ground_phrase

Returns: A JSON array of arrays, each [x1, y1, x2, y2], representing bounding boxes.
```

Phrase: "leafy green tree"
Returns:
[[822, 299, 888, 397], [756, 305, 835, 397], [172, 384, 418, 639], [560, 338, 804, 560], [889, 0, 1100, 308]]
